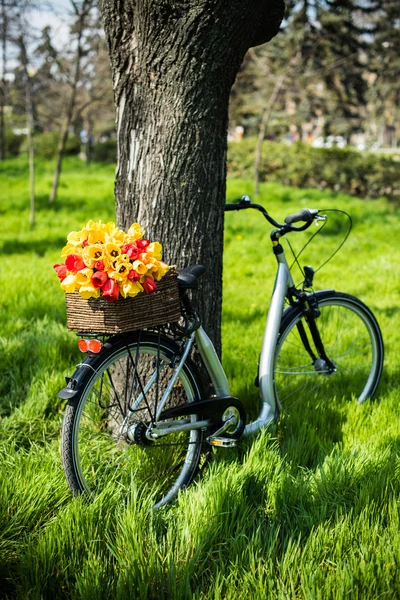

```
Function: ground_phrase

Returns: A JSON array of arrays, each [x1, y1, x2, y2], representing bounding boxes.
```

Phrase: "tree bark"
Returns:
[[100, 0, 284, 356]]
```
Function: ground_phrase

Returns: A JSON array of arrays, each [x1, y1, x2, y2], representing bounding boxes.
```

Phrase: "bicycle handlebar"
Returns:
[[224, 197, 319, 232], [284, 208, 319, 224]]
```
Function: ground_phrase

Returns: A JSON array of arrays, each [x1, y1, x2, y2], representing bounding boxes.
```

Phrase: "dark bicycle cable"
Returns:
[[286, 209, 352, 281], [313, 209, 352, 273], [287, 218, 327, 277]]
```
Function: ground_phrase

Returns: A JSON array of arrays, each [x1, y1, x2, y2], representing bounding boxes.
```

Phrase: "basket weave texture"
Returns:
[[65, 269, 181, 333]]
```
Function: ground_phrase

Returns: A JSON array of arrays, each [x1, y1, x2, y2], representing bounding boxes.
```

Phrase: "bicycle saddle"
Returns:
[[177, 265, 206, 289]]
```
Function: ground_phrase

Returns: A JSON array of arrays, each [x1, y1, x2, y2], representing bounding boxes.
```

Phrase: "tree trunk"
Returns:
[[0, 0, 7, 161], [49, 119, 69, 203], [254, 72, 286, 196], [26, 81, 35, 229], [84, 112, 92, 168], [100, 0, 284, 356], [19, 34, 35, 228]]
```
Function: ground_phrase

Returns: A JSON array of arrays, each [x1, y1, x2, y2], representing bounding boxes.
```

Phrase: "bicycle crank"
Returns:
[[207, 406, 243, 447], [159, 395, 246, 440]]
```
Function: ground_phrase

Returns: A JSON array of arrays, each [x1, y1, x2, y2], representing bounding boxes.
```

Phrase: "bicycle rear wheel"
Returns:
[[274, 291, 384, 413], [62, 332, 206, 508]]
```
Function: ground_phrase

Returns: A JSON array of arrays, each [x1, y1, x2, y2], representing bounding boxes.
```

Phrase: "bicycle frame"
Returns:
[[194, 249, 294, 436], [120, 246, 294, 441]]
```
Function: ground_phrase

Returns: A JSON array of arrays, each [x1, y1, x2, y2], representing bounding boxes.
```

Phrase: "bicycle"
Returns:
[[59, 196, 384, 509]]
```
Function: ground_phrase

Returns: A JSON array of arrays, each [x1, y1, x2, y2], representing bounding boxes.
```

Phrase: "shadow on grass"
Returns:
[[0, 236, 68, 257], [223, 306, 266, 325], [376, 305, 400, 319], [0, 305, 75, 418], [275, 433, 400, 541]]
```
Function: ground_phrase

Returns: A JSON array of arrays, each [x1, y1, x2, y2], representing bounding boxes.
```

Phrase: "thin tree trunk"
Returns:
[[0, 83, 4, 161], [0, 0, 7, 161], [100, 1, 284, 355], [84, 112, 91, 168], [49, 119, 69, 203], [20, 34, 35, 228], [27, 90, 35, 229], [49, 0, 92, 203], [254, 73, 286, 196]]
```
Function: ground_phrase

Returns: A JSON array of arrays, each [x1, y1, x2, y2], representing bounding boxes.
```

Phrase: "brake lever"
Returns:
[[314, 214, 328, 227]]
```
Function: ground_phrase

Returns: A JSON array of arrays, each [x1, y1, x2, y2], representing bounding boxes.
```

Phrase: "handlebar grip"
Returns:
[[284, 208, 318, 224], [224, 203, 244, 211]]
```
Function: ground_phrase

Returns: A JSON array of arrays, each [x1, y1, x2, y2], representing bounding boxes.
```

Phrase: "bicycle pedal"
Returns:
[[207, 437, 237, 448]]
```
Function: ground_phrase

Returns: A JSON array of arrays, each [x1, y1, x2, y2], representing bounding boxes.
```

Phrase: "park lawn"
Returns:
[[0, 156, 399, 599]]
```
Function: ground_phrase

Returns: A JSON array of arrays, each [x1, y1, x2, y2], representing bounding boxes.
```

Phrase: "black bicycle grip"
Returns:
[[284, 208, 318, 224], [224, 203, 245, 211]]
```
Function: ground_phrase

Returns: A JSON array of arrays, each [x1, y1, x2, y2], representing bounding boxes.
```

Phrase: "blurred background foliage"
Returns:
[[0, 0, 399, 203]]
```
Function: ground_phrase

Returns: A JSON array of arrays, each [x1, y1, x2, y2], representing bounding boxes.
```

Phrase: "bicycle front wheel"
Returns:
[[62, 332, 206, 509], [274, 291, 384, 413]]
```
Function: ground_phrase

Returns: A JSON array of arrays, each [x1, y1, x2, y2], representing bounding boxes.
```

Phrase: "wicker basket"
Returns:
[[65, 269, 181, 334]]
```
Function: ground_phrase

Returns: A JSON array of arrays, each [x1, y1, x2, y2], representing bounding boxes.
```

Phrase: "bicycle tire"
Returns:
[[62, 331, 207, 509], [274, 291, 384, 415]]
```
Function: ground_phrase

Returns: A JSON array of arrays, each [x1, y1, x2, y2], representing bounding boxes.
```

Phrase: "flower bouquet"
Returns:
[[54, 220, 181, 333]]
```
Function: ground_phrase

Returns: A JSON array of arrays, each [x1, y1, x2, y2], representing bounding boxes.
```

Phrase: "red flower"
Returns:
[[121, 242, 140, 260], [83, 239, 89, 247], [142, 277, 157, 294], [53, 263, 67, 281], [94, 260, 105, 271], [137, 239, 150, 250], [128, 244, 140, 260], [66, 254, 85, 272], [101, 278, 120, 302], [91, 271, 108, 289], [128, 269, 140, 282]]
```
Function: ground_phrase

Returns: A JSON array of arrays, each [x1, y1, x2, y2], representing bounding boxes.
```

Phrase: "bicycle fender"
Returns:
[[57, 362, 93, 400], [282, 289, 335, 323]]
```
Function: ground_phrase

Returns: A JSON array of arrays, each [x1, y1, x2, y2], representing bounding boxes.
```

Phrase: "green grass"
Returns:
[[1, 157, 400, 598]]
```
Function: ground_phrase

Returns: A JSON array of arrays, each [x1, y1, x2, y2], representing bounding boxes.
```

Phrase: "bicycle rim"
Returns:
[[68, 337, 203, 508], [274, 294, 383, 412]]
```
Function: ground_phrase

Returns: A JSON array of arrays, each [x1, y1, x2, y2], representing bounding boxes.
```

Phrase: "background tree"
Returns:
[[231, 0, 384, 140], [368, 0, 400, 147], [49, 0, 97, 203], [99, 0, 285, 356], [0, 0, 27, 159], [18, 31, 35, 227]]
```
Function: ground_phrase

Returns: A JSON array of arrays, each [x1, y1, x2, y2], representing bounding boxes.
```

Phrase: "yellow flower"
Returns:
[[152, 260, 170, 281], [131, 260, 148, 275], [120, 253, 131, 265], [109, 261, 130, 282], [61, 274, 78, 293], [142, 256, 157, 271], [105, 243, 122, 260], [83, 245, 105, 268], [67, 230, 87, 247], [120, 280, 143, 298], [61, 244, 84, 258], [127, 222, 144, 240], [102, 222, 117, 235], [78, 284, 101, 299], [146, 241, 162, 260], [107, 228, 126, 245], [85, 220, 107, 245], [75, 268, 94, 286]]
